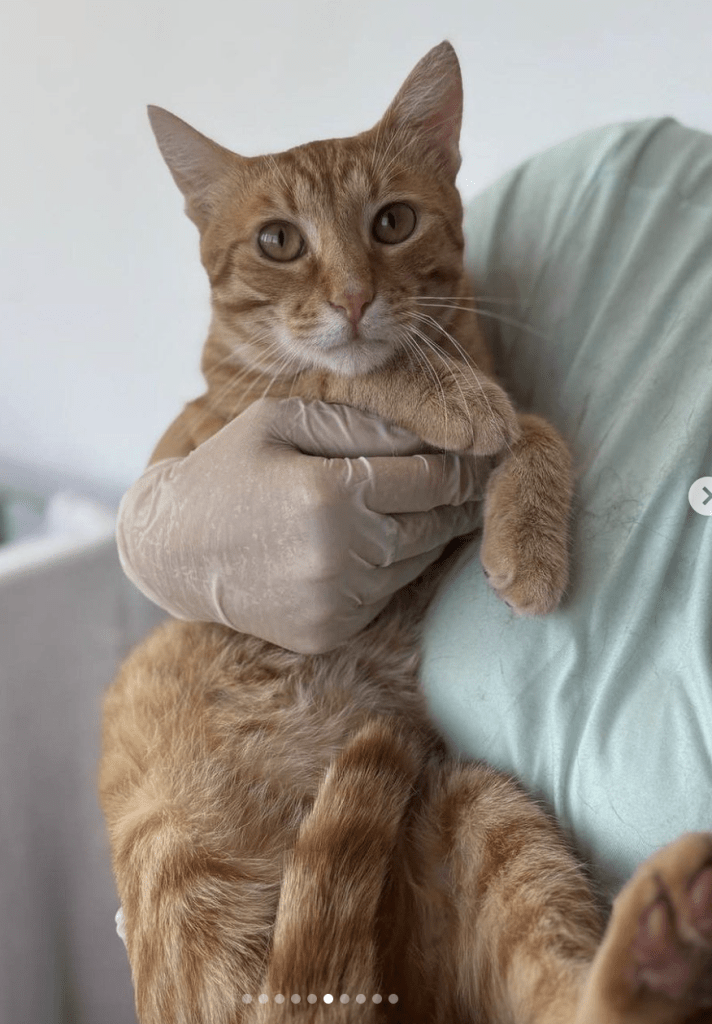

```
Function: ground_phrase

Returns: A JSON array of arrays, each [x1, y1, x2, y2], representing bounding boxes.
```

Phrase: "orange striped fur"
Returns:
[[100, 42, 712, 1024]]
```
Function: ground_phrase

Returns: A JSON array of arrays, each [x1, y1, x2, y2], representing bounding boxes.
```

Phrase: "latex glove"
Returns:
[[117, 397, 484, 654]]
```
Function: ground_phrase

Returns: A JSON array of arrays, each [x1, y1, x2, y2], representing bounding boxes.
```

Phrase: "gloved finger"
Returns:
[[307, 543, 449, 653], [289, 591, 395, 654], [350, 543, 453, 608], [374, 500, 482, 567], [256, 396, 489, 511], [288, 535, 476, 654], [349, 499, 481, 567], [346, 451, 489, 515], [264, 396, 428, 457]]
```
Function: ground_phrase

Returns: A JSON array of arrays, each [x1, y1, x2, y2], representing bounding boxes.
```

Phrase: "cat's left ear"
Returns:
[[376, 41, 463, 178]]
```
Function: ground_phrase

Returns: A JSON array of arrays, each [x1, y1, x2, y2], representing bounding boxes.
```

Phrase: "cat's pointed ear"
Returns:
[[147, 106, 236, 228], [376, 41, 463, 177]]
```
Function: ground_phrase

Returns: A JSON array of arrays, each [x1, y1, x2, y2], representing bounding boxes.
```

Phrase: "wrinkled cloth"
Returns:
[[421, 118, 712, 898], [117, 396, 484, 653]]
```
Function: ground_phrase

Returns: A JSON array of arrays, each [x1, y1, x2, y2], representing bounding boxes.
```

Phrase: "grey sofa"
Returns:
[[0, 466, 163, 1024]]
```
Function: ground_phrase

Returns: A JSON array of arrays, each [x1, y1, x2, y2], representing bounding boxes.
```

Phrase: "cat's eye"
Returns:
[[257, 221, 305, 262], [372, 203, 417, 245]]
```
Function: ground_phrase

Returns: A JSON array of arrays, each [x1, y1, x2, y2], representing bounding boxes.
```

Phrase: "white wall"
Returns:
[[2, 0, 712, 494]]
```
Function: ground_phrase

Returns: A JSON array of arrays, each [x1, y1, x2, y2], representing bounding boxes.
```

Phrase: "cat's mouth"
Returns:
[[304, 330, 395, 377]]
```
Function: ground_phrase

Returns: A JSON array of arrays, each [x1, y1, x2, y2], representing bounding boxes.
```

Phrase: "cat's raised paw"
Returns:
[[595, 833, 712, 1020], [630, 845, 712, 1007]]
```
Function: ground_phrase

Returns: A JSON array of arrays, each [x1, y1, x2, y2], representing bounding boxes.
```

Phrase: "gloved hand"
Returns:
[[117, 396, 485, 654]]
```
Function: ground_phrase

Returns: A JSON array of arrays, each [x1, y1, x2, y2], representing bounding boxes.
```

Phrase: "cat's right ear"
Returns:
[[147, 106, 236, 229]]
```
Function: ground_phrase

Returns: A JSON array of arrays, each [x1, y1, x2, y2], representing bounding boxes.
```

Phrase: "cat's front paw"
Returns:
[[480, 528, 568, 615], [480, 416, 572, 615], [464, 377, 522, 456], [419, 373, 521, 456]]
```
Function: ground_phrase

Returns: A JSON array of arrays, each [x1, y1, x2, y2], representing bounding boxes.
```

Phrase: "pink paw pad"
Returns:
[[632, 869, 712, 1006], [633, 889, 694, 998], [689, 866, 712, 938]]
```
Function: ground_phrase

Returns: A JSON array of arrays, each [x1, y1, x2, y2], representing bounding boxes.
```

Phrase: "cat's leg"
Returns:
[[300, 361, 522, 457], [417, 763, 603, 1024], [100, 626, 287, 1024], [574, 832, 712, 1024], [480, 412, 573, 615], [107, 771, 283, 1024]]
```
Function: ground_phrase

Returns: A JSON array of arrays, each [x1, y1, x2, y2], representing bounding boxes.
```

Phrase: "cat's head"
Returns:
[[149, 42, 465, 379]]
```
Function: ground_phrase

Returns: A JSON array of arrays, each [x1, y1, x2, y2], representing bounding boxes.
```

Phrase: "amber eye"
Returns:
[[257, 221, 305, 261], [372, 203, 417, 244]]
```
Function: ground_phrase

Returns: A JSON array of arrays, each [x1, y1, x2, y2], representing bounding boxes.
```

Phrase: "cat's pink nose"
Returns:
[[329, 288, 373, 326]]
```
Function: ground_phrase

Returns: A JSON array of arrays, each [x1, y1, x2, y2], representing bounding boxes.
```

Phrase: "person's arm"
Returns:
[[117, 396, 484, 654]]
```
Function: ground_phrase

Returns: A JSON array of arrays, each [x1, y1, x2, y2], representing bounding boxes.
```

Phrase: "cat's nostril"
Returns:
[[329, 289, 374, 326]]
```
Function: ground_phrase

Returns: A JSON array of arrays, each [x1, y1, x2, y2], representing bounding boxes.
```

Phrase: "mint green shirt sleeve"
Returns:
[[421, 118, 712, 899]]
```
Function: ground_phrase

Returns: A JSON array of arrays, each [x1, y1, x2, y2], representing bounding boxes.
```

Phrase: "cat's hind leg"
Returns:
[[420, 762, 604, 1024], [480, 412, 573, 615], [574, 832, 712, 1024]]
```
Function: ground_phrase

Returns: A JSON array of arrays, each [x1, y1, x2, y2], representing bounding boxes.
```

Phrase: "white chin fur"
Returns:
[[309, 339, 395, 376]]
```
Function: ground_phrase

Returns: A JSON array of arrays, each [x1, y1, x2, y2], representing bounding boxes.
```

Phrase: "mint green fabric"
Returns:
[[421, 119, 712, 899]]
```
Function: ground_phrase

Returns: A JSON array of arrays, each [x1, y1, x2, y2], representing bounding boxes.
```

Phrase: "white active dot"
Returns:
[[324, 994, 333, 1004]]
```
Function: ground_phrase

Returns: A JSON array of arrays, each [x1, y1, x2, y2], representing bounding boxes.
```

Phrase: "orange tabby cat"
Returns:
[[100, 42, 712, 1024]]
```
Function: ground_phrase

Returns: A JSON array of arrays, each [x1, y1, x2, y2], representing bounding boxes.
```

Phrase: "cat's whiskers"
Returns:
[[408, 311, 515, 457], [408, 324, 471, 447], [398, 321, 460, 446], [260, 350, 303, 403], [265, 153, 293, 200], [373, 123, 418, 187], [210, 335, 284, 393], [196, 335, 294, 429], [397, 326, 449, 414], [397, 327, 459, 472], [413, 299, 551, 342], [417, 295, 520, 305], [372, 121, 407, 177], [407, 310, 481, 385]]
